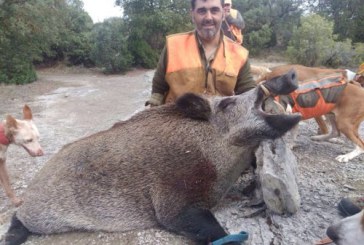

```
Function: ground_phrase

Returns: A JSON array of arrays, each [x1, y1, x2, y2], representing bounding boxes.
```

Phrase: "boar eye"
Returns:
[[218, 97, 236, 111]]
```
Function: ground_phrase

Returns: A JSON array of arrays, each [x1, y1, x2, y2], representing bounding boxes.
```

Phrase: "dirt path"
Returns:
[[0, 66, 363, 244]]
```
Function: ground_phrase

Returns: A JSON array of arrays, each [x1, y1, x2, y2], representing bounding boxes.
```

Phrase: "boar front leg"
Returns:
[[171, 207, 241, 245], [155, 202, 239, 244]]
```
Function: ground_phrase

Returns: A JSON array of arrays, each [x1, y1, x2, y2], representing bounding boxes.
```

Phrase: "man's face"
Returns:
[[223, 3, 231, 14], [191, 0, 224, 41]]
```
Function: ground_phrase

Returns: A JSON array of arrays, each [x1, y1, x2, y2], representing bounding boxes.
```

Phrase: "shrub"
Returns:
[[245, 24, 272, 55], [128, 38, 159, 69], [286, 14, 357, 67], [0, 58, 37, 85], [90, 18, 133, 74]]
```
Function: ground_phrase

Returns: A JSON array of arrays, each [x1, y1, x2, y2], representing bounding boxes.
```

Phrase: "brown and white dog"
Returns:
[[0, 105, 43, 207], [257, 64, 364, 162], [251, 64, 272, 82], [256, 64, 357, 135], [319, 210, 364, 245]]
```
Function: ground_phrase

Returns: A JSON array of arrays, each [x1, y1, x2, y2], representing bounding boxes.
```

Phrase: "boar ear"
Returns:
[[23, 104, 33, 120], [176, 93, 211, 120]]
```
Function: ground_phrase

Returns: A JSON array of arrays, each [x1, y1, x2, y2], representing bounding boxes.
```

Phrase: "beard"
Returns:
[[196, 19, 222, 41]]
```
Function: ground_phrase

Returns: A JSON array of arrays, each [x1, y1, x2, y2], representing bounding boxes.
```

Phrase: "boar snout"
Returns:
[[261, 69, 298, 95], [265, 113, 301, 136]]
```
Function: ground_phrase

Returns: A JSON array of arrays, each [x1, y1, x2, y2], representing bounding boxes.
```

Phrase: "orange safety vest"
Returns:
[[229, 9, 243, 44], [277, 74, 347, 120], [164, 31, 248, 104]]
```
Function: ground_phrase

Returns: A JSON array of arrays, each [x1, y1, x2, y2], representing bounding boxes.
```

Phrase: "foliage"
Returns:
[[2, 0, 364, 84], [37, 0, 94, 66], [0, 0, 47, 84], [246, 24, 272, 55], [90, 18, 133, 74], [0, 0, 93, 84], [57, 0, 93, 66], [286, 14, 356, 67], [352, 43, 364, 65], [237, 0, 303, 53], [128, 37, 158, 69], [305, 0, 364, 43], [116, 0, 192, 68]]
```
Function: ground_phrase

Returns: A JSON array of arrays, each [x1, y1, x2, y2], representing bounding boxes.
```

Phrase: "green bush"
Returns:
[[286, 14, 357, 67], [352, 43, 364, 65], [90, 18, 133, 74], [245, 24, 272, 55], [0, 59, 37, 85], [128, 38, 159, 69]]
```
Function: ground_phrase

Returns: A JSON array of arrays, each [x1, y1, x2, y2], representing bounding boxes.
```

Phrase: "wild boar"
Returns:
[[4, 70, 300, 245]]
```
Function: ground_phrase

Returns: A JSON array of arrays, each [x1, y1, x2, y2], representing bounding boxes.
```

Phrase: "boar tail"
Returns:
[[3, 214, 30, 245]]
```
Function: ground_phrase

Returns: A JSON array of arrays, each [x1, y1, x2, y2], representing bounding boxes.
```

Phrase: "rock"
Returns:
[[255, 137, 301, 214]]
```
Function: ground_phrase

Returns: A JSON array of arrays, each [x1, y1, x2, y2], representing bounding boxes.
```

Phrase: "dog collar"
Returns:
[[0, 123, 10, 145]]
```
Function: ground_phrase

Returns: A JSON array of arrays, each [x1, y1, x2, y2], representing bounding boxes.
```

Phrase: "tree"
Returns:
[[0, 0, 94, 84], [286, 14, 355, 67], [38, 0, 94, 66], [232, 0, 303, 54], [0, 0, 54, 84], [116, 0, 192, 68], [306, 0, 364, 43], [90, 18, 133, 74]]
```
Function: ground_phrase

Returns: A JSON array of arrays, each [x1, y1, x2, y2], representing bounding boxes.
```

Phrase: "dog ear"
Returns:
[[23, 105, 33, 120], [6, 115, 18, 129]]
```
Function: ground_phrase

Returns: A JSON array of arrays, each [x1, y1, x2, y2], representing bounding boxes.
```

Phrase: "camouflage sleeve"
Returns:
[[234, 59, 257, 95], [151, 47, 169, 95], [145, 47, 170, 106]]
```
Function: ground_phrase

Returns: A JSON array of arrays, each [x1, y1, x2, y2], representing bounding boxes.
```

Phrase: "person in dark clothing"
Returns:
[[221, 0, 245, 44]]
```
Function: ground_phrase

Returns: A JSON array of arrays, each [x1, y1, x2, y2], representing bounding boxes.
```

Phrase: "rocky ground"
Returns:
[[0, 61, 363, 245]]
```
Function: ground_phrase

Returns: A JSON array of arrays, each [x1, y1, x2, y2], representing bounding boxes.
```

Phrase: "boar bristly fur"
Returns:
[[4, 72, 301, 245]]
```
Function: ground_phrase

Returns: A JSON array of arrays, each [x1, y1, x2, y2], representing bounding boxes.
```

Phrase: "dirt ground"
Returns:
[[0, 60, 363, 245]]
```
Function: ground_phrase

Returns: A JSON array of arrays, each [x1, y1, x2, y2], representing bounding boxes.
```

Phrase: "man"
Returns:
[[222, 0, 245, 44], [145, 0, 255, 107]]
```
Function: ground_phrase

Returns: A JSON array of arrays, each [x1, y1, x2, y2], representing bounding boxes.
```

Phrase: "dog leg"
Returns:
[[335, 119, 364, 162], [336, 145, 364, 163], [315, 116, 329, 135], [311, 114, 340, 141], [0, 159, 23, 207]]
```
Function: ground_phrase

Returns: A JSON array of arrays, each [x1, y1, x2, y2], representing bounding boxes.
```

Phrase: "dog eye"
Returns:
[[26, 139, 33, 143]]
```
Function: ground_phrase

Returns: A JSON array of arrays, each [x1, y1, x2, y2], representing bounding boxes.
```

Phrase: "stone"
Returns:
[[255, 137, 301, 214]]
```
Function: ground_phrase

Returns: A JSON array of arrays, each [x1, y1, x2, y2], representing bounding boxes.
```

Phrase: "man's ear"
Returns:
[[190, 10, 195, 24]]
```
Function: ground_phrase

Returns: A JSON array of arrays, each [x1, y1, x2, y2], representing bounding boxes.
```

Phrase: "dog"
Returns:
[[316, 210, 364, 245], [250, 64, 272, 82], [258, 64, 364, 162], [0, 105, 43, 207], [326, 210, 364, 245], [257, 64, 358, 135]]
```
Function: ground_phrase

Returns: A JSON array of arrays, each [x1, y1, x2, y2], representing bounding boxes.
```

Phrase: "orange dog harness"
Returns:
[[0, 123, 10, 145], [277, 73, 347, 120]]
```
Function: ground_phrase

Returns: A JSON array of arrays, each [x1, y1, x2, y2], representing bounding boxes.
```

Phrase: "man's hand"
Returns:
[[145, 93, 164, 107]]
